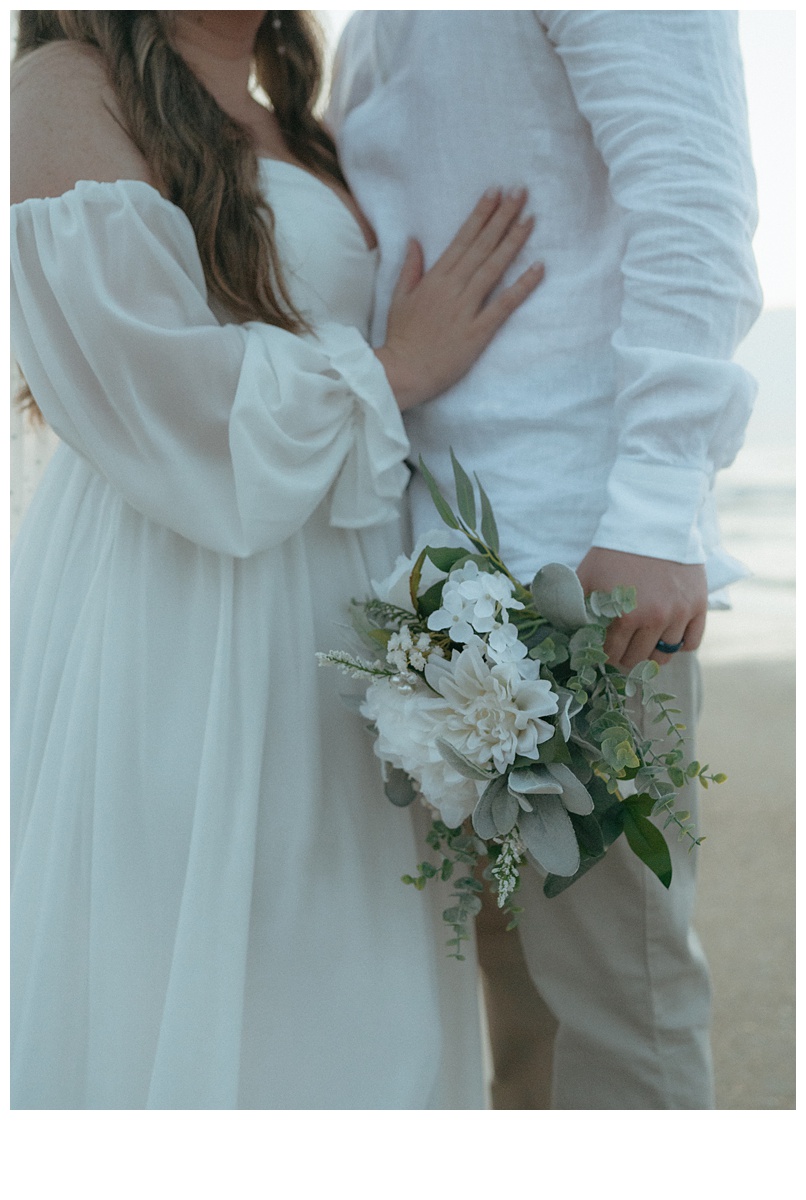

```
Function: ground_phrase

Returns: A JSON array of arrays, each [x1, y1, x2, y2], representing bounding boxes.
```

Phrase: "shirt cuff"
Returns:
[[592, 458, 709, 564]]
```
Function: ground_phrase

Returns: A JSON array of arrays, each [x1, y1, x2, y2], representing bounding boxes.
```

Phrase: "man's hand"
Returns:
[[576, 547, 708, 671]]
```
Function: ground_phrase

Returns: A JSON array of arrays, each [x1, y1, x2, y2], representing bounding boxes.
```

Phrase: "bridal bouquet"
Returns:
[[319, 453, 724, 957]]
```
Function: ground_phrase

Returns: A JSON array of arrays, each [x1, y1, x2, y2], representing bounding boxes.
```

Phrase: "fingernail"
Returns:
[[508, 186, 527, 200], [483, 187, 501, 200]]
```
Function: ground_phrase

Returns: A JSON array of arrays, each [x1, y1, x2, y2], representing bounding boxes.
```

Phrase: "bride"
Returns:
[[10, 10, 543, 1109]]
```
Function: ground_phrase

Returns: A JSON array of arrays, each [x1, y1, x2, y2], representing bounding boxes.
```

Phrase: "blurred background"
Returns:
[[9, 9, 796, 1110]]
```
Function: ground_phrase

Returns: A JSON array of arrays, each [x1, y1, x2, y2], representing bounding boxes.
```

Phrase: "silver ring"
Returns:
[[656, 639, 684, 654]]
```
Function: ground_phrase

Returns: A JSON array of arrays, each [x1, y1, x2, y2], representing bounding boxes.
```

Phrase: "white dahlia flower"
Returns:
[[425, 645, 559, 775]]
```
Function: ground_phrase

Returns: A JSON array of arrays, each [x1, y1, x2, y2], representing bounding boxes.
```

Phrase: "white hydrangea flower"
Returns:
[[428, 562, 523, 642], [361, 681, 482, 826], [485, 623, 542, 680], [425, 644, 559, 775], [426, 583, 477, 643], [452, 561, 523, 631], [486, 622, 525, 663]]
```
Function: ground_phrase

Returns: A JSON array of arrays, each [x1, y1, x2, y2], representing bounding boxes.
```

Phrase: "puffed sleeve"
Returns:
[[536, 9, 763, 563], [10, 179, 410, 556]]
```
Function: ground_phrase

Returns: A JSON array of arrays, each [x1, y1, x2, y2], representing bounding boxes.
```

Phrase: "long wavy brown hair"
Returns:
[[14, 10, 346, 419]]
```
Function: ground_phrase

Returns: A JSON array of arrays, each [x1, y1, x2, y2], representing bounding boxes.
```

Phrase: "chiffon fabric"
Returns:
[[10, 162, 486, 1109]]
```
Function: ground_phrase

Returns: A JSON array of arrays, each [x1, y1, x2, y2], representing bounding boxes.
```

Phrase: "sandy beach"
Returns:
[[695, 595, 795, 1110]]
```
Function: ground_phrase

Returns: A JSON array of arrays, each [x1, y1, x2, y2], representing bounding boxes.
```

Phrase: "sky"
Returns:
[[317, 7, 797, 312]]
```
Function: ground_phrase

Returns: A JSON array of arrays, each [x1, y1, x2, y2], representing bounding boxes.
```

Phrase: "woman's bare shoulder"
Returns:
[[11, 41, 157, 205]]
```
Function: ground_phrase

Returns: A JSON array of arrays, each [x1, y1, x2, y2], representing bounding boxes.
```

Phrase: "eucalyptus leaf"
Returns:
[[450, 449, 477, 529], [587, 585, 637, 621], [569, 623, 606, 651], [601, 737, 640, 771], [530, 562, 590, 632]]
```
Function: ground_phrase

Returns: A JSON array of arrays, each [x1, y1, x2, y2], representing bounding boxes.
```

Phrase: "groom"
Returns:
[[329, 10, 761, 1109]]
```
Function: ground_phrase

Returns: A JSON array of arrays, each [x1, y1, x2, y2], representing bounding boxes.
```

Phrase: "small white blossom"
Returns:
[[387, 625, 441, 674], [491, 833, 525, 907], [316, 650, 387, 679]]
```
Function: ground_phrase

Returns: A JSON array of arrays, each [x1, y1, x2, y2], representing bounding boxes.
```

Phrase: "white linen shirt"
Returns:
[[329, 9, 763, 589]]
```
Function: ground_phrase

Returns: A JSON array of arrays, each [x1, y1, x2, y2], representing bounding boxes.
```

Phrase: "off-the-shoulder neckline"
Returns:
[[12, 177, 179, 212], [12, 165, 378, 256]]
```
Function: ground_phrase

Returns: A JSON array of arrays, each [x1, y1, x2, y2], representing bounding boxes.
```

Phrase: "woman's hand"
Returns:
[[375, 188, 544, 410]]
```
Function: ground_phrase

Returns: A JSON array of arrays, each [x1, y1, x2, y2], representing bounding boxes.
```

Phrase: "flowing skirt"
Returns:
[[11, 446, 486, 1109]]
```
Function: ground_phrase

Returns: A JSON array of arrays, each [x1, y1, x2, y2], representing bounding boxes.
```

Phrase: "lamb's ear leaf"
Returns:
[[491, 787, 519, 837], [518, 796, 580, 877], [436, 738, 492, 782], [384, 769, 416, 808], [530, 563, 590, 632], [450, 449, 476, 529], [472, 775, 509, 839], [419, 457, 460, 530]]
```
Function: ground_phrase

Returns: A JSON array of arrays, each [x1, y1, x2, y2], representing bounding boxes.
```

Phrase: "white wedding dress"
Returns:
[[10, 161, 486, 1109]]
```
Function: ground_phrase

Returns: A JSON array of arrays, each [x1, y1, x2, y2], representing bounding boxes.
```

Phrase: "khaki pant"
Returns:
[[478, 653, 714, 1109]]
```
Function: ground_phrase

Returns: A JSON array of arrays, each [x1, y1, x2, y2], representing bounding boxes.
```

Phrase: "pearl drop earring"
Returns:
[[272, 14, 287, 56]]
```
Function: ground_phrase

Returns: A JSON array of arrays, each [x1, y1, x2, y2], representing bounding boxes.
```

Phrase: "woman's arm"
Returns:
[[11, 41, 159, 203]]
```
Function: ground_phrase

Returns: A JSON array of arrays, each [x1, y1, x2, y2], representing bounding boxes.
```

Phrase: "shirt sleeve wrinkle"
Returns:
[[537, 9, 763, 563], [10, 181, 409, 557]]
